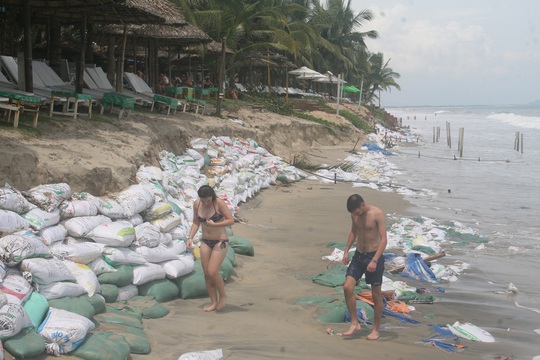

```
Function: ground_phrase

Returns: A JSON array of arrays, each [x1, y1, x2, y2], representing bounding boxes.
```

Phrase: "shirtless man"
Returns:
[[341, 194, 387, 340]]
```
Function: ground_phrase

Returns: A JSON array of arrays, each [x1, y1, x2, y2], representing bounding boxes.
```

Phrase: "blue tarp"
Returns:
[[401, 253, 439, 283]]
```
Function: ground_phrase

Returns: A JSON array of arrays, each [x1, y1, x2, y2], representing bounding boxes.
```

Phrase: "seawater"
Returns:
[[384, 105, 540, 348]]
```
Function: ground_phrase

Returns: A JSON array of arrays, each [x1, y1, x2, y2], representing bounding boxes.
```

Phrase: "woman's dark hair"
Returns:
[[347, 194, 364, 213], [198, 185, 216, 200]]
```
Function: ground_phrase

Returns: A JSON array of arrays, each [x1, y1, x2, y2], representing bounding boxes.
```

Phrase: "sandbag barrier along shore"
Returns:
[[0, 135, 306, 359]]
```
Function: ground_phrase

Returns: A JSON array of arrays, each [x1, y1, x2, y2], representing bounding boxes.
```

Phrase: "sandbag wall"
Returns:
[[0, 136, 296, 358]]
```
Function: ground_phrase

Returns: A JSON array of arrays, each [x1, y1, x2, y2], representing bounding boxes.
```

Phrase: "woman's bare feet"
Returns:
[[342, 323, 362, 336], [204, 303, 217, 312], [216, 296, 227, 311], [366, 330, 380, 340]]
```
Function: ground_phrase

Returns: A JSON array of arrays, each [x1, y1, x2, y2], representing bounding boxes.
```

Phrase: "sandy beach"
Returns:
[[128, 170, 501, 360], [1, 104, 536, 360]]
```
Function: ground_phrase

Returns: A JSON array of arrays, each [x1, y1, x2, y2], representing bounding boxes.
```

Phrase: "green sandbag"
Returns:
[[98, 264, 134, 287], [225, 245, 237, 267], [48, 296, 95, 319], [94, 308, 143, 329], [96, 323, 151, 354], [3, 329, 46, 359], [104, 306, 143, 320], [311, 265, 347, 287], [220, 256, 234, 281], [175, 270, 208, 300], [137, 278, 179, 303], [125, 296, 170, 319], [81, 294, 107, 315], [100, 284, 119, 303], [23, 292, 49, 328], [229, 235, 254, 256], [71, 332, 131, 360], [317, 305, 347, 323]]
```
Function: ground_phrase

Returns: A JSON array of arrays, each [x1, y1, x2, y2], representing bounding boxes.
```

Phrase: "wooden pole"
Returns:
[[216, 37, 226, 117], [520, 133, 524, 153], [458, 127, 464, 158]]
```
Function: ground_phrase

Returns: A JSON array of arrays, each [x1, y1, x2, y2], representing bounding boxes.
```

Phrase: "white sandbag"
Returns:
[[127, 213, 143, 226], [87, 257, 116, 275], [151, 212, 182, 233], [20, 258, 75, 285], [0, 184, 32, 214], [134, 244, 178, 263], [23, 183, 72, 212], [142, 201, 173, 221], [160, 232, 173, 246], [114, 184, 155, 217], [39, 224, 67, 245], [63, 261, 100, 297], [116, 284, 138, 302], [37, 307, 96, 356], [58, 198, 98, 219], [37, 281, 85, 300], [102, 247, 147, 266], [95, 196, 127, 219], [186, 148, 204, 160], [171, 239, 188, 254], [136, 164, 163, 183], [160, 255, 194, 279], [63, 215, 111, 237], [167, 226, 186, 241], [0, 303, 33, 338], [134, 222, 161, 248], [87, 220, 135, 247], [0, 209, 30, 235], [0, 234, 51, 266], [23, 207, 61, 231], [49, 242, 102, 264], [0, 272, 32, 304], [178, 348, 223, 360], [132, 263, 166, 285]]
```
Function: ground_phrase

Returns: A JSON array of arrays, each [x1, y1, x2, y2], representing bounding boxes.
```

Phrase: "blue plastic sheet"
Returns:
[[401, 253, 439, 283], [362, 142, 394, 155]]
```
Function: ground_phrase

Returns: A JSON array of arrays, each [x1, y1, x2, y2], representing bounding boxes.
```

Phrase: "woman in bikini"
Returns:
[[187, 185, 234, 311]]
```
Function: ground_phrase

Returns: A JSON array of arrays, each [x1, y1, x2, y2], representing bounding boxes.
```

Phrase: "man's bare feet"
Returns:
[[366, 330, 380, 340], [216, 296, 227, 311], [342, 323, 362, 336], [204, 303, 217, 312]]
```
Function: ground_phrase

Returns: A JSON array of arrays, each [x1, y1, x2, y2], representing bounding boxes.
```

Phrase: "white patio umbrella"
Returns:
[[288, 66, 321, 76]]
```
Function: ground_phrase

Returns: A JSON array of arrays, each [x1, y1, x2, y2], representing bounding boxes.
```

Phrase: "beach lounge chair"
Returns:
[[124, 72, 182, 114], [0, 56, 93, 119]]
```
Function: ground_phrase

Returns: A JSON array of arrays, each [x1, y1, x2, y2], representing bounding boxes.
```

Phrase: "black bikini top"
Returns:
[[197, 201, 224, 222]]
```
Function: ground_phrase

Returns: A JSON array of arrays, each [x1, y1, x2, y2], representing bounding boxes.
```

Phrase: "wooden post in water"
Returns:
[[520, 133, 524, 154], [514, 132, 519, 151], [446, 122, 452, 148], [433, 127, 436, 143], [458, 127, 464, 158]]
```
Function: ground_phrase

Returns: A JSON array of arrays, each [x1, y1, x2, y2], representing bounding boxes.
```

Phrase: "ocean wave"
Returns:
[[488, 112, 540, 129]]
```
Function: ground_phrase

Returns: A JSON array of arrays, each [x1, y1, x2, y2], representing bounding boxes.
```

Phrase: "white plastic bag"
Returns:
[[37, 307, 96, 356], [178, 348, 223, 360], [88, 220, 135, 247]]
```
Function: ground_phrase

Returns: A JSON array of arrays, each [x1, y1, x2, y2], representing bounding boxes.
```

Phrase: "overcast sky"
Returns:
[[350, 0, 540, 107]]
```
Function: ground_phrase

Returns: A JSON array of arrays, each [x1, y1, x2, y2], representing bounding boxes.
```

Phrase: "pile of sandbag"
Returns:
[[0, 136, 284, 359]]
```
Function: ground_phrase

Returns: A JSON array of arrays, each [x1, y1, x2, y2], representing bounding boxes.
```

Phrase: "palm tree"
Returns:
[[362, 52, 401, 106]]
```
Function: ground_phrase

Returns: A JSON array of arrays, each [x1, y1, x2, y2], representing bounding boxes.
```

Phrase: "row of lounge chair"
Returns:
[[0, 56, 205, 125]]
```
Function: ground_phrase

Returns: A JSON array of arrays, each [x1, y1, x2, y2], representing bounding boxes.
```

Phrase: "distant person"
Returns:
[[203, 77, 213, 89], [137, 69, 144, 80], [158, 73, 170, 94], [187, 185, 234, 312], [334, 194, 388, 340]]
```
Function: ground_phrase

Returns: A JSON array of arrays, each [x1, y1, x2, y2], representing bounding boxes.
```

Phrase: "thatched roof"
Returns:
[[2, 0, 186, 25], [183, 40, 235, 55], [99, 23, 212, 45]]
